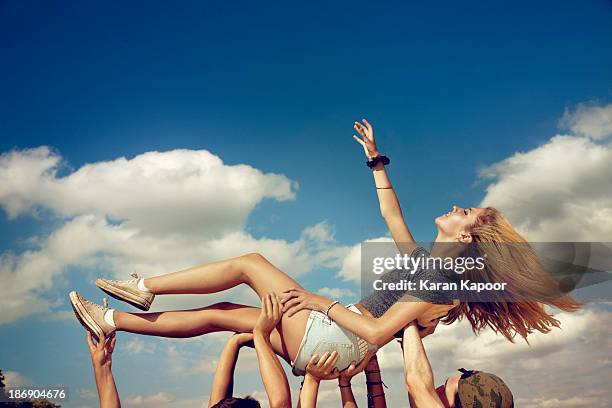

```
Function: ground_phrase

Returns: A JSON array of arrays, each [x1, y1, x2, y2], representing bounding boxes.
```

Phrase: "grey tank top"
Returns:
[[359, 245, 457, 319]]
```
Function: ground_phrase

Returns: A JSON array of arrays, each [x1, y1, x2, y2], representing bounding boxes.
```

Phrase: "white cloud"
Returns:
[[560, 102, 612, 140], [77, 388, 98, 399], [121, 338, 156, 355], [479, 103, 612, 241], [519, 390, 610, 408], [124, 391, 174, 406], [316, 287, 355, 299], [0, 147, 295, 234], [336, 236, 393, 283], [3, 370, 30, 387], [162, 396, 208, 408], [375, 339, 405, 371]]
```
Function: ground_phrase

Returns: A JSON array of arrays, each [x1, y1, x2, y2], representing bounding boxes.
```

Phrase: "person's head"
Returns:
[[437, 206, 583, 341], [437, 369, 514, 408], [435, 205, 487, 243], [210, 396, 261, 408]]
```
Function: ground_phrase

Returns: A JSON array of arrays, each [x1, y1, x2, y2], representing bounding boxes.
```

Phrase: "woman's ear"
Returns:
[[457, 232, 473, 243]]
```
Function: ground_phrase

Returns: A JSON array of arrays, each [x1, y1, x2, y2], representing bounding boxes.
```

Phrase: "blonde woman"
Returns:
[[69, 119, 582, 379]]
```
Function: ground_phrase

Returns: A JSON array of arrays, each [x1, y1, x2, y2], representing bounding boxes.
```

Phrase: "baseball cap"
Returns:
[[456, 368, 514, 408]]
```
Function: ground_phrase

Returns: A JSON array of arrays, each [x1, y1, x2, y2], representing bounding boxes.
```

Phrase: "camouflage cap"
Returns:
[[457, 369, 514, 408]]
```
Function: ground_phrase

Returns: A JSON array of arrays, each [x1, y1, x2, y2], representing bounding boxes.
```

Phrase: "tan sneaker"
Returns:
[[69, 291, 115, 342], [95, 273, 155, 311]]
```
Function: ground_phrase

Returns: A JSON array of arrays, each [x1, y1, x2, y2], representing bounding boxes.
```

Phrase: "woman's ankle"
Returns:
[[139, 278, 153, 293], [112, 310, 126, 330]]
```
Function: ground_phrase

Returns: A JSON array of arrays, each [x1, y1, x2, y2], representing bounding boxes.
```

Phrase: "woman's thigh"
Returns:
[[240, 253, 304, 296], [207, 303, 294, 362], [239, 253, 311, 362], [207, 301, 309, 364]]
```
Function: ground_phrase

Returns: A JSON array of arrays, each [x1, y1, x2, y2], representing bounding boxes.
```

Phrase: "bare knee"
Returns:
[[238, 252, 270, 279], [243, 252, 268, 264]]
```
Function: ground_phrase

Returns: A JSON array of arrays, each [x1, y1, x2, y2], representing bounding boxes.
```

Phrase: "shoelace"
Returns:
[[105, 272, 140, 284], [80, 294, 110, 313]]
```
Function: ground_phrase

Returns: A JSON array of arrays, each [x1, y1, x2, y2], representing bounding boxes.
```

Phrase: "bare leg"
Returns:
[[143, 253, 301, 298], [119, 253, 311, 360], [114, 302, 291, 362]]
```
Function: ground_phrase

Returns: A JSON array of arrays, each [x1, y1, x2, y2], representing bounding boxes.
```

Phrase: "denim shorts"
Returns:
[[291, 304, 378, 376]]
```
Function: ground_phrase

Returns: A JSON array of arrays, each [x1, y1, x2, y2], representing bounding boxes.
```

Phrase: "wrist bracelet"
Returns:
[[366, 155, 390, 169], [339, 383, 351, 388], [366, 380, 388, 388], [324, 300, 340, 318]]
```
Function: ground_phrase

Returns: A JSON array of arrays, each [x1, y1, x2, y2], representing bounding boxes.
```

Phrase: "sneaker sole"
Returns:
[[95, 279, 151, 311], [69, 291, 104, 342]]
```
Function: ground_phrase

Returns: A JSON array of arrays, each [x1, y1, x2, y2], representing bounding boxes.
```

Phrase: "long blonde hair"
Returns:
[[444, 207, 583, 342]]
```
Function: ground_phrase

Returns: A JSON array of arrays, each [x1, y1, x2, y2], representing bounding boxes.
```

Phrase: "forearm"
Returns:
[[365, 370, 386, 408], [253, 332, 291, 408], [298, 374, 320, 408], [327, 302, 430, 347], [407, 384, 444, 408], [403, 326, 436, 390], [339, 378, 357, 408], [372, 162, 402, 218], [371, 163, 417, 249], [94, 367, 121, 408], [208, 340, 240, 407], [326, 306, 383, 345], [403, 326, 443, 408]]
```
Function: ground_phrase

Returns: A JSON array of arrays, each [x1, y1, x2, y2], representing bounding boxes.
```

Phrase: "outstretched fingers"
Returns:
[[354, 122, 367, 138]]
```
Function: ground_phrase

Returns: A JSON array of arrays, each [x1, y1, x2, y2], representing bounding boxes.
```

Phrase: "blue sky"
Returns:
[[1, 1, 611, 407]]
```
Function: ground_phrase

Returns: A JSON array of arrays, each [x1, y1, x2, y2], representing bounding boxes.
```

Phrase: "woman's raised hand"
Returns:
[[353, 118, 379, 159]]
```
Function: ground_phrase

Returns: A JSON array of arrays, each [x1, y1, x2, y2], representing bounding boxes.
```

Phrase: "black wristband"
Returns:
[[367, 380, 389, 389], [366, 155, 390, 169]]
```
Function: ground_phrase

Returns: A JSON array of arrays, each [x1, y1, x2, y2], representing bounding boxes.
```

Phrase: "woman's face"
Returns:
[[435, 205, 485, 242]]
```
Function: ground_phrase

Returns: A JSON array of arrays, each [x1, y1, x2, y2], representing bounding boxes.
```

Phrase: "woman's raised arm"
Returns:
[[353, 119, 417, 255]]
